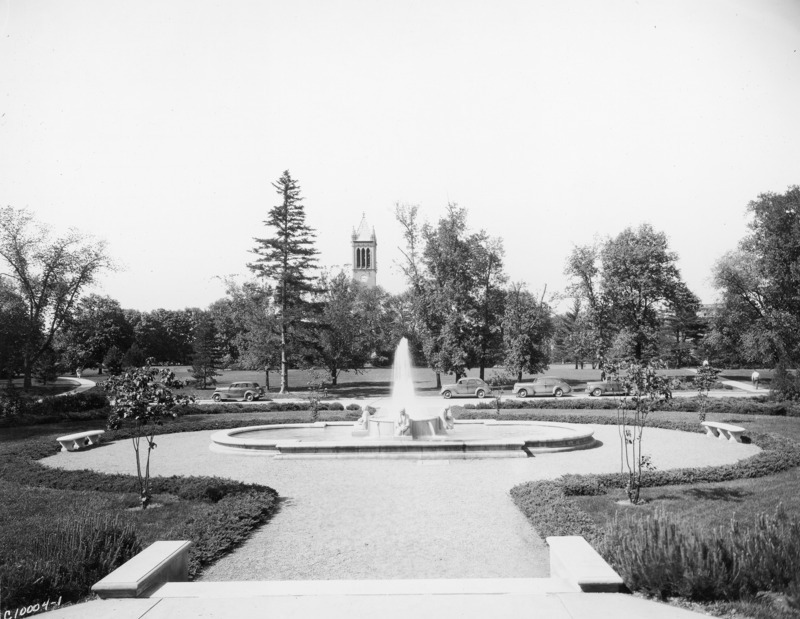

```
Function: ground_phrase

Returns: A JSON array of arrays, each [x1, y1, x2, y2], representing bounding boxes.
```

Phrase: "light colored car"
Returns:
[[512, 377, 571, 398], [211, 382, 265, 402], [440, 377, 492, 399], [586, 380, 628, 397]]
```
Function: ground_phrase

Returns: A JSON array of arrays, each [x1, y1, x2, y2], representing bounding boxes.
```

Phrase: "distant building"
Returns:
[[352, 213, 377, 288]]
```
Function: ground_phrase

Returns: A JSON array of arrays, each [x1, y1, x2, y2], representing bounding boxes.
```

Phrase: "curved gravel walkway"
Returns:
[[40, 425, 759, 581]]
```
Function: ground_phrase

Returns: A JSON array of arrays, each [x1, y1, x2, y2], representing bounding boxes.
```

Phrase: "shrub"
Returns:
[[510, 480, 600, 543], [771, 363, 800, 401], [345, 403, 361, 411], [599, 506, 800, 602], [0, 513, 141, 612]]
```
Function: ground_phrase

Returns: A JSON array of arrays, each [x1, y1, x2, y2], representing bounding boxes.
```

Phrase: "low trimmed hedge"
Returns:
[[461, 396, 800, 417], [0, 391, 111, 424], [0, 428, 281, 611]]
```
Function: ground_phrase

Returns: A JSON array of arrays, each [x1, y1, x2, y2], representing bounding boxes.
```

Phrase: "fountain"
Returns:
[[355, 338, 450, 439], [209, 338, 597, 458]]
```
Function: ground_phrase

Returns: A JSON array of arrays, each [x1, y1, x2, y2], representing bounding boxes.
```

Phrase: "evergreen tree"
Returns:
[[103, 345, 125, 375], [190, 315, 223, 388], [248, 171, 321, 393]]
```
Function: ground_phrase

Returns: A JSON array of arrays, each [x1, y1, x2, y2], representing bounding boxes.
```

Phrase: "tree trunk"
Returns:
[[264, 367, 270, 392], [517, 371, 522, 381], [22, 358, 32, 389], [479, 363, 485, 380], [280, 321, 288, 393], [435, 372, 441, 389]]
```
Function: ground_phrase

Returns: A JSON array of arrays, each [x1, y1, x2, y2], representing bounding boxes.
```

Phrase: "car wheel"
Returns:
[[212, 393, 221, 402], [442, 390, 452, 399], [591, 388, 602, 397], [554, 388, 564, 397], [476, 389, 486, 398], [245, 393, 254, 402], [518, 389, 528, 398]]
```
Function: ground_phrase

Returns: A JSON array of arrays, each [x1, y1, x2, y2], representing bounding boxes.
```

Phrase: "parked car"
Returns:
[[512, 377, 571, 398], [211, 382, 265, 402], [440, 377, 493, 399], [585, 380, 628, 397]]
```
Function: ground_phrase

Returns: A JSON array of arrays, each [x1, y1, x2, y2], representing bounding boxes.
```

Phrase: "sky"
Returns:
[[1, 0, 799, 312]]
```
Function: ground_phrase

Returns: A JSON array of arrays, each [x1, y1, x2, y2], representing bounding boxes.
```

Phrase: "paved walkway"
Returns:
[[37, 422, 760, 619], [41, 425, 759, 581], [54, 376, 97, 396], [36, 423, 761, 619]]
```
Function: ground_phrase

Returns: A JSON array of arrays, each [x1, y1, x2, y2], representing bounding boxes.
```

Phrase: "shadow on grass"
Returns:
[[682, 487, 752, 502]]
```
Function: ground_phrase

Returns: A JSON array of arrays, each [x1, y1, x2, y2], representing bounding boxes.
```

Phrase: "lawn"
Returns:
[[74, 363, 714, 401]]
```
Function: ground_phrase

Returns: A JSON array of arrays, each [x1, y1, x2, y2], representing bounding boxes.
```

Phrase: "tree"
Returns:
[[607, 359, 672, 504], [553, 298, 593, 368], [208, 297, 241, 364], [707, 186, 800, 366], [471, 236, 507, 378], [33, 346, 59, 384], [59, 294, 133, 374], [122, 343, 146, 369], [0, 207, 112, 388], [567, 225, 698, 363], [102, 345, 125, 375], [564, 244, 614, 365], [0, 279, 26, 380], [314, 271, 372, 384], [224, 279, 281, 390], [248, 171, 321, 393], [501, 283, 553, 380], [190, 314, 223, 388], [395, 203, 507, 384], [694, 362, 721, 422], [601, 224, 697, 361], [104, 361, 194, 509]]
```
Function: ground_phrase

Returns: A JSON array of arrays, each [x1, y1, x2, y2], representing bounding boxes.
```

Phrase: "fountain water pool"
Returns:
[[210, 338, 596, 458]]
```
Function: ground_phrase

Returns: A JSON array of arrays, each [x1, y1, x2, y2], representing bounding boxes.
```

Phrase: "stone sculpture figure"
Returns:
[[395, 408, 411, 436], [441, 406, 455, 430]]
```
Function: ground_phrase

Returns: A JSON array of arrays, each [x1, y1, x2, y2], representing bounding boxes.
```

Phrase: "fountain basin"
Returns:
[[210, 420, 596, 459], [365, 414, 447, 439]]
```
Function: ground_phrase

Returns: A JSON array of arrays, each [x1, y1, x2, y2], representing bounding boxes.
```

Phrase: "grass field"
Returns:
[[66, 363, 751, 400]]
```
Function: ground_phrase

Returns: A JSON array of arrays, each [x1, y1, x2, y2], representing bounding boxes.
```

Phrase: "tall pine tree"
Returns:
[[190, 314, 223, 388], [248, 171, 320, 393]]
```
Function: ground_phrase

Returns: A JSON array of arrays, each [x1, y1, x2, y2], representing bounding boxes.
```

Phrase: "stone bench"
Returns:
[[547, 535, 625, 592], [92, 541, 192, 598], [56, 429, 105, 452], [701, 421, 745, 443]]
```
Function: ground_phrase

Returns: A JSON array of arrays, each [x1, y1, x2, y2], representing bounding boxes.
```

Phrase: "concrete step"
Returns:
[[151, 577, 580, 598]]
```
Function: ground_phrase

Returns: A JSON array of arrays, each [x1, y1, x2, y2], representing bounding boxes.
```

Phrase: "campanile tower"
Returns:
[[351, 213, 377, 288]]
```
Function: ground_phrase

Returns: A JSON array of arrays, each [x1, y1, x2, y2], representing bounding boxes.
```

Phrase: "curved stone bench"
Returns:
[[701, 421, 745, 443], [56, 430, 105, 452]]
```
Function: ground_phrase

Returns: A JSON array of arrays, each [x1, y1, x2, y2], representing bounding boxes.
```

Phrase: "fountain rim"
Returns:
[[209, 420, 596, 458]]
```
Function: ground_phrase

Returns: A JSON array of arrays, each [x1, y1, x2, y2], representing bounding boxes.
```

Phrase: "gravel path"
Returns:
[[40, 425, 759, 581]]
